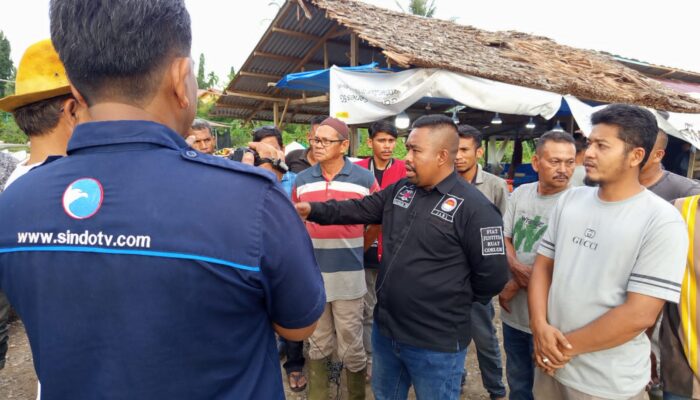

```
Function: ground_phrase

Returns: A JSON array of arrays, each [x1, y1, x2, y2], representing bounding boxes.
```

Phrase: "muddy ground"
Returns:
[[0, 312, 503, 399]]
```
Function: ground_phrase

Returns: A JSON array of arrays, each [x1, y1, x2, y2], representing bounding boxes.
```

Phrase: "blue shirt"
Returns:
[[280, 171, 297, 198], [0, 120, 325, 399]]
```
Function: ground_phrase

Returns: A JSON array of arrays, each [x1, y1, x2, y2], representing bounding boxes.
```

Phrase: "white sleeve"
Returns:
[[537, 192, 566, 259], [503, 188, 518, 238], [627, 219, 688, 303]]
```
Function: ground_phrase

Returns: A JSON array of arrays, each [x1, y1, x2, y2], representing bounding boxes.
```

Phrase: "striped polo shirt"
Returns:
[[293, 158, 379, 302]]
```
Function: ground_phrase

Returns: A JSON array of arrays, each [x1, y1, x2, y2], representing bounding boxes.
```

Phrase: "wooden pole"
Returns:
[[278, 98, 291, 128], [349, 34, 360, 156], [273, 102, 279, 127]]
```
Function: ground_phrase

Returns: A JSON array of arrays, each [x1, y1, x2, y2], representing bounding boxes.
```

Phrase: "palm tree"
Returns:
[[394, 0, 437, 17]]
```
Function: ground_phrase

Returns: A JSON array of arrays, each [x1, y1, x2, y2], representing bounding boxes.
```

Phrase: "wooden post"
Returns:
[[349, 34, 359, 155], [350, 33, 359, 67], [273, 102, 279, 126], [323, 42, 329, 69], [349, 127, 359, 157]]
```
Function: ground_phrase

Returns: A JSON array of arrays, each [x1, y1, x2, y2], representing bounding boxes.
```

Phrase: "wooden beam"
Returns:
[[239, 71, 283, 81], [243, 25, 341, 124], [213, 103, 263, 111], [323, 42, 329, 69], [253, 51, 303, 64], [273, 102, 280, 126], [350, 33, 359, 67], [328, 29, 352, 39], [243, 25, 338, 125], [278, 98, 291, 128], [289, 94, 329, 106], [223, 90, 291, 103], [227, 2, 293, 91], [658, 69, 678, 79], [271, 27, 319, 41]]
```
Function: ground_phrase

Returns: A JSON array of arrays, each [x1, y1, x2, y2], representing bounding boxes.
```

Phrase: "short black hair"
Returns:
[[590, 104, 658, 167], [536, 131, 576, 153], [191, 119, 212, 133], [573, 132, 587, 154], [369, 121, 398, 138], [412, 114, 458, 131], [457, 124, 482, 148], [252, 125, 283, 148], [12, 94, 73, 137], [310, 115, 328, 126], [50, 0, 192, 105]]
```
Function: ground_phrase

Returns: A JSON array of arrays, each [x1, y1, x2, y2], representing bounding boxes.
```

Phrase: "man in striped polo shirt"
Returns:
[[293, 117, 379, 400]]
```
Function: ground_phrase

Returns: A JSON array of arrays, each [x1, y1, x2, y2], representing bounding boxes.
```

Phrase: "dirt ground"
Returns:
[[0, 312, 504, 400]]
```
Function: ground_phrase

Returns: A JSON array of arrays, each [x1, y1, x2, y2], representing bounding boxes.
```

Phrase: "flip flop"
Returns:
[[288, 371, 307, 392]]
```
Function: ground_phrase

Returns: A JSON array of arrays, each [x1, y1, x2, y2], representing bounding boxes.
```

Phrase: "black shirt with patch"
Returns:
[[308, 172, 508, 352]]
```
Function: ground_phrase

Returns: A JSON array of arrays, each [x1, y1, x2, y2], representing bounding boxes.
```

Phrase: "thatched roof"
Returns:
[[213, 0, 700, 123], [311, 0, 700, 113]]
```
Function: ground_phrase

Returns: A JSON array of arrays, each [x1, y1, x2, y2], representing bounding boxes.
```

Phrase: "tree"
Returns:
[[196, 53, 207, 89], [205, 71, 219, 90], [0, 31, 14, 98], [227, 66, 236, 85], [394, 0, 437, 17]]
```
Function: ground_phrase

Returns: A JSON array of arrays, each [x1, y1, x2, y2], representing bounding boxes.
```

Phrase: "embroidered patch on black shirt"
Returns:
[[481, 226, 505, 256], [430, 194, 464, 222], [393, 185, 417, 208]]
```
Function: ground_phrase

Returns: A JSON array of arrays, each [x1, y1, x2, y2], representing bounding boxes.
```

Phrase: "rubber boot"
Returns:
[[346, 367, 367, 400], [307, 358, 329, 400]]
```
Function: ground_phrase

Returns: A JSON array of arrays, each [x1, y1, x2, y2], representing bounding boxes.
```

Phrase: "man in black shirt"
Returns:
[[285, 115, 327, 173], [296, 115, 508, 400]]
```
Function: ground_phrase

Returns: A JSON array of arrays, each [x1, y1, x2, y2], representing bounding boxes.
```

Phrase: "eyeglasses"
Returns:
[[310, 137, 345, 147]]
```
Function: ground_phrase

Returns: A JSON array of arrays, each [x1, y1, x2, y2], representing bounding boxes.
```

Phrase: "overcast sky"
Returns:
[[2, 0, 699, 88]]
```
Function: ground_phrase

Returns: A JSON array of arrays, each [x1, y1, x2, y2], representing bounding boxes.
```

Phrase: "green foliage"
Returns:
[[196, 53, 207, 89], [0, 112, 27, 144], [205, 71, 219, 89], [355, 129, 407, 159], [394, 0, 437, 17], [0, 31, 14, 98]]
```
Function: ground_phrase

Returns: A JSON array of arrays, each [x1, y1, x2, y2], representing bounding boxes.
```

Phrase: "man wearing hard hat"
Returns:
[[0, 38, 82, 371]]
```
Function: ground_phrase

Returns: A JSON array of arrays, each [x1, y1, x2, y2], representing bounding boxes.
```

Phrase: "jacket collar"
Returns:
[[67, 120, 187, 154]]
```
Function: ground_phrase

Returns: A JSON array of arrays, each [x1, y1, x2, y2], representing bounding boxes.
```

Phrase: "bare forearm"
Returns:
[[565, 297, 663, 356], [528, 255, 553, 328]]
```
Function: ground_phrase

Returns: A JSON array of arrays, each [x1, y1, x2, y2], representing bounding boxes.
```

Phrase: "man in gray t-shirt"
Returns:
[[529, 104, 689, 399], [640, 130, 700, 202], [499, 131, 576, 400]]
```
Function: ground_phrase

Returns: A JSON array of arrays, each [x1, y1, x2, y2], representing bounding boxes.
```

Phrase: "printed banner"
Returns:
[[329, 66, 564, 124]]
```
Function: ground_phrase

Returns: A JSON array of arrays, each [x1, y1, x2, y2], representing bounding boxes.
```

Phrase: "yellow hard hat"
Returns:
[[0, 39, 71, 112]]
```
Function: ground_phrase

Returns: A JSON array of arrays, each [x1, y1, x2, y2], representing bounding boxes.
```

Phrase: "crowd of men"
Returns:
[[0, 1, 699, 400]]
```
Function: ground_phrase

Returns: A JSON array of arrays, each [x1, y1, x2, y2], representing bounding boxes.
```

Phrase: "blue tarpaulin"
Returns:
[[275, 63, 385, 91]]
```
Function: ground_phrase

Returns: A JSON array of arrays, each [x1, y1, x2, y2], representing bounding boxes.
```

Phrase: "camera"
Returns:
[[227, 147, 261, 165], [226, 147, 289, 173]]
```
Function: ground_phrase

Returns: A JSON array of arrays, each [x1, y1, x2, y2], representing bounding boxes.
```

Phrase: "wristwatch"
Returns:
[[258, 157, 289, 173]]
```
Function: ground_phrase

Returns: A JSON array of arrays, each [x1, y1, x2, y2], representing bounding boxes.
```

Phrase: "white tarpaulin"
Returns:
[[565, 95, 700, 149], [329, 66, 563, 124]]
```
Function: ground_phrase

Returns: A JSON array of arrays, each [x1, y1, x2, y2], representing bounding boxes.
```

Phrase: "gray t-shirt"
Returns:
[[538, 186, 688, 399], [647, 170, 700, 202], [502, 182, 567, 333]]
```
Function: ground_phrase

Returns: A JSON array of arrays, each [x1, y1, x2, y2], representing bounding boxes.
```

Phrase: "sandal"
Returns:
[[288, 371, 307, 392]]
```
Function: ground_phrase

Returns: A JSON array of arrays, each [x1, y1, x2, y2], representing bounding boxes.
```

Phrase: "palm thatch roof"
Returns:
[[213, 0, 700, 123], [312, 0, 700, 112]]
